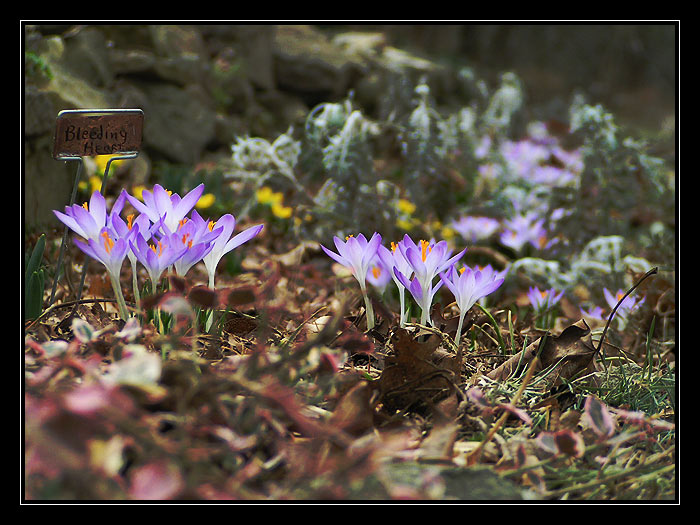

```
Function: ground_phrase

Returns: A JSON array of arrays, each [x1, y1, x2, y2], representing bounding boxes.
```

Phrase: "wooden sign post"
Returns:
[[49, 109, 144, 307]]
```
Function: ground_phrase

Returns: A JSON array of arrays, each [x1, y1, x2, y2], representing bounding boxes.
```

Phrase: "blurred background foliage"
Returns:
[[24, 23, 676, 317]]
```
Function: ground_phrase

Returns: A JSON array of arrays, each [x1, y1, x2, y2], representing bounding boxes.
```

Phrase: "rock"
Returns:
[[60, 26, 114, 88], [24, 85, 55, 136], [24, 134, 75, 228], [108, 48, 157, 75], [139, 83, 217, 164], [273, 25, 366, 104]]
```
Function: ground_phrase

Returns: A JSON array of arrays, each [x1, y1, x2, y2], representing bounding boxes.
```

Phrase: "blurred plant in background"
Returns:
[[162, 67, 672, 339]]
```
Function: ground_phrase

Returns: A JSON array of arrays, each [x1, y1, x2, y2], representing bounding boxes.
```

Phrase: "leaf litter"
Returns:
[[24, 233, 675, 501]]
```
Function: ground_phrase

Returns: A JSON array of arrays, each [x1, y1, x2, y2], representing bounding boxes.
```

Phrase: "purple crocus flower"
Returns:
[[376, 236, 416, 327], [528, 286, 564, 330], [399, 237, 467, 299], [74, 226, 133, 283], [163, 213, 223, 277], [603, 288, 645, 328], [54, 190, 124, 242], [73, 225, 136, 320], [451, 216, 500, 244], [123, 183, 205, 235], [393, 267, 443, 327], [439, 264, 504, 345], [365, 257, 392, 293], [321, 232, 382, 329], [129, 231, 189, 287], [500, 213, 548, 253], [393, 236, 467, 326], [201, 214, 264, 289], [321, 233, 382, 292], [527, 286, 565, 313]]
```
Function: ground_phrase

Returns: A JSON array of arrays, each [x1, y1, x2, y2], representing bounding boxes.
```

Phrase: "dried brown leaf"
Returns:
[[487, 319, 597, 386]]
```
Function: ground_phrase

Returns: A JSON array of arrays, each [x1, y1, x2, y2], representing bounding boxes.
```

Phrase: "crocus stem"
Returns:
[[455, 312, 465, 347], [130, 260, 140, 309], [399, 289, 406, 328], [362, 290, 375, 330], [109, 273, 129, 321], [206, 273, 216, 333], [420, 308, 428, 327]]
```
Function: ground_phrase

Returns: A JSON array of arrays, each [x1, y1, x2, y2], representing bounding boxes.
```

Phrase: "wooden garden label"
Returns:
[[53, 109, 144, 159]]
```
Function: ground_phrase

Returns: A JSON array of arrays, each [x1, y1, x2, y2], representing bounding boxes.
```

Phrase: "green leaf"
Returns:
[[26, 270, 44, 320], [25, 234, 46, 280]]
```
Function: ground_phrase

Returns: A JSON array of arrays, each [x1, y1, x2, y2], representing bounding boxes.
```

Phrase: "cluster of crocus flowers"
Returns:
[[322, 233, 506, 345], [392, 237, 467, 327], [53, 183, 263, 321], [500, 212, 549, 253], [451, 216, 500, 244], [323, 233, 491, 334]]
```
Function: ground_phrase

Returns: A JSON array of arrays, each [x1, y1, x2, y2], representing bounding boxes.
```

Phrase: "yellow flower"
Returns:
[[94, 154, 121, 176], [79, 175, 102, 194], [131, 185, 146, 201], [441, 226, 456, 240], [396, 218, 415, 231], [271, 202, 293, 219], [397, 198, 416, 215], [195, 193, 216, 210], [256, 186, 283, 206]]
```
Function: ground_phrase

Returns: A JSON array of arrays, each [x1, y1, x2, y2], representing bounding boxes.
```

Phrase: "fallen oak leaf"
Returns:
[[486, 319, 596, 386], [378, 327, 455, 412]]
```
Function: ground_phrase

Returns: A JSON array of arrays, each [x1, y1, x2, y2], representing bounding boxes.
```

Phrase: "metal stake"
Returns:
[[48, 108, 144, 309]]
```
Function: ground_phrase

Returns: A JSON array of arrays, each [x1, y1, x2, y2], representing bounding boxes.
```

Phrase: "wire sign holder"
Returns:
[[49, 108, 144, 308]]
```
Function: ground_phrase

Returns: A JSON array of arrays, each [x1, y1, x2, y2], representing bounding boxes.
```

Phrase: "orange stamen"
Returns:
[[82, 202, 89, 211], [208, 220, 216, 232], [390, 241, 398, 253], [149, 241, 164, 257], [126, 214, 135, 230], [420, 240, 432, 262], [101, 231, 114, 254], [372, 267, 381, 279]]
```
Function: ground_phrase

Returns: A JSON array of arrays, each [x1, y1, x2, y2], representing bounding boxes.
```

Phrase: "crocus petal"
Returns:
[[71, 205, 101, 240], [439, 270, 458, 298], [404, 246, 427, 284], [172, 183, 205, 221], [393, 267, 413, 292], [224, 224, 264, 253], [88, 191, 107, 228], [361, 232, 382, 270], [152, 185, 173, 218], [376, 245, 395, 275], [54, 210, 89, 239], [345, 236, 365, 276], [333, 236, 350, 261], [123, 190, 160, 224], [321, 244, 350, 267]]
